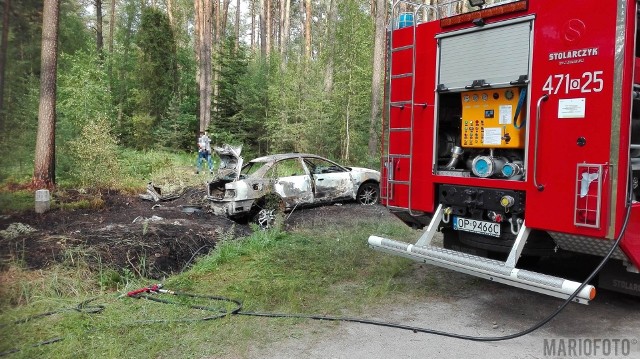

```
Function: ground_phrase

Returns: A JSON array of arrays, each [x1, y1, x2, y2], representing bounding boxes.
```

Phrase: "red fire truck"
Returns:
[[370, 0, 640, 304]]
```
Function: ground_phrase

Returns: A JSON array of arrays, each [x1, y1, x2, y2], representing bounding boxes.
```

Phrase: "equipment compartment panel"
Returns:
[[461, 87, 525, 149]]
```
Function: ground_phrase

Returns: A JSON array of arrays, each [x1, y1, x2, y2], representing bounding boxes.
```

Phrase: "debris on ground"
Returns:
[[138, 182, 182, 202], [0, 188, 250, 278], [132, 215, 164, 223], [0, 223, 37, 240], [0, 186, 387, 278]]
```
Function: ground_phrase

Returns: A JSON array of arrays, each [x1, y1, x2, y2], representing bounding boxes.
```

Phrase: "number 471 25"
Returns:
[[542, 71, 604, 95]]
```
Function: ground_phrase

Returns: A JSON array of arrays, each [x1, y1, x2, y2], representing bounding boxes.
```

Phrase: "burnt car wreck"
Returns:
[[207, 145, 380, 228]]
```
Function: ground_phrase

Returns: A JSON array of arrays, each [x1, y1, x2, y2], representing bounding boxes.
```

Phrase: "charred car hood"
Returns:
[[214, 144, 243, 180], [348, 166, 381, 181]]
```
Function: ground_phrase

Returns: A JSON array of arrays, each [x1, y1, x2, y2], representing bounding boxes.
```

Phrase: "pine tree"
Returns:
[[136, 7, 178, 125]]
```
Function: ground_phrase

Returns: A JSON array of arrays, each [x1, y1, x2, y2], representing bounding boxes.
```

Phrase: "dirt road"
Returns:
[[251, 264, 640, 358]]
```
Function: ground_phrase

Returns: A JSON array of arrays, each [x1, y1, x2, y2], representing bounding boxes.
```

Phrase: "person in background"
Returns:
[[196, 131, 214, 174]]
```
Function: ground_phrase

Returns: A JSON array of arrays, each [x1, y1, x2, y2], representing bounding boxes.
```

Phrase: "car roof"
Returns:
[[249, 153, 325, 163]]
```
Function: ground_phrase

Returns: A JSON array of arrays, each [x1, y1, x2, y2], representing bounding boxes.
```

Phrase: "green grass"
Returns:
[[0, 214, 436, 358], [0, 148, 211, 193], [116, 148, 210, 190], [0, 148, 212, 214], [0, 191, 32, 213]]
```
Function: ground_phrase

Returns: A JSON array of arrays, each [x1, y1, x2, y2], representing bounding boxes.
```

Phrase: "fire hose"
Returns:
[[0, 298, 104, 356]]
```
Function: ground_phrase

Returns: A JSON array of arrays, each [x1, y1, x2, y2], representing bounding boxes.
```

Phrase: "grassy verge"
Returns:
[[0, 215, 434, 358], [0, 148, 209, 213], [0, 191, 33, 213]]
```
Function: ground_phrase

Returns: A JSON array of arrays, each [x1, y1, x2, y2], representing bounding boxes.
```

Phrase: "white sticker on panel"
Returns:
[[558, 98, 586, 118], [498, 105, 513, 124], [483, 128, 502, 145]]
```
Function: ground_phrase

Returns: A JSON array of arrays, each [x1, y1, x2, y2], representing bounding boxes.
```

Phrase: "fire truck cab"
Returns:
[[369, 0, 640, 303]]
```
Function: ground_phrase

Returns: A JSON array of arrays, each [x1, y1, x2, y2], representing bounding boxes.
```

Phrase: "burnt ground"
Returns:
[[0, 188, 389, 279], [4, 190, 640, 358]]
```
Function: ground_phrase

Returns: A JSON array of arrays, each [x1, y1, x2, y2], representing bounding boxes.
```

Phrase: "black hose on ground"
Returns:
[[0, 298, 104, 356]]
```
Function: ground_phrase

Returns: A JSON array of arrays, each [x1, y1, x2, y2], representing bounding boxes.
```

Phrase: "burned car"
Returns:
[[207, 145, 380, 228]]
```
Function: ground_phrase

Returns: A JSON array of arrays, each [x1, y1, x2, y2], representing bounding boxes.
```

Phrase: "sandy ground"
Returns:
[[249, 272, 640, 358], [247, 231, 640, 359]]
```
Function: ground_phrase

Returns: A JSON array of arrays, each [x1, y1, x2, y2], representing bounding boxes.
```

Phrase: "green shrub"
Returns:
[[130, 113, 155, 150], [68, 117, 121, 189]]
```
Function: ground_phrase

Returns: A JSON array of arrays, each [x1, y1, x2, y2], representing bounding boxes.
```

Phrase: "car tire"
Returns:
[[252, 194, 285, 230], [357, 182, 379, 205]]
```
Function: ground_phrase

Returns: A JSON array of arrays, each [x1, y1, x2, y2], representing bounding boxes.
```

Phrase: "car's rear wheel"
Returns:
[[357, 182, 379, 205], [252, 194, 285, 230]]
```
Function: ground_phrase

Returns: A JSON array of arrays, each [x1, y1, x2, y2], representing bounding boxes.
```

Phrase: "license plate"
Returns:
[[453, 216, 501, 237]]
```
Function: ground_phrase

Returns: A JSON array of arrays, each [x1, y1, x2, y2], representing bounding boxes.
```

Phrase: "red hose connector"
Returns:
[[126, 284, 162, 297]]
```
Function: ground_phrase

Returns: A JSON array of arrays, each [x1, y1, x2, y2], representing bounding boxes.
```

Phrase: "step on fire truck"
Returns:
[[369, 0, 640, 304]]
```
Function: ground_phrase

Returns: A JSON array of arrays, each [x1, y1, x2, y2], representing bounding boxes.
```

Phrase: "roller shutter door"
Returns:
[[438, 21, 531, 91]]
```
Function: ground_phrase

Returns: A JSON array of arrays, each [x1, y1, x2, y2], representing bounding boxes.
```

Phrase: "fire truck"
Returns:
[[369, 0, 640, 304]]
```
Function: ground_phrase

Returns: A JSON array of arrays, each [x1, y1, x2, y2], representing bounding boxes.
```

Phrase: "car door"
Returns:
[[267, 157, 314, 207], [303, 157, 354, 203]]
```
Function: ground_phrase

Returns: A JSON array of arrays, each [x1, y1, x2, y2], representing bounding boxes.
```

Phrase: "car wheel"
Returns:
[[254, 208, 277, 229], [357, 182, 379, 205], [252, 194, 285, 230]]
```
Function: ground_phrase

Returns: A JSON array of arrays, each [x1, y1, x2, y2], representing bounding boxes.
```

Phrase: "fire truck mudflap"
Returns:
[[371, 0, 640, 304]]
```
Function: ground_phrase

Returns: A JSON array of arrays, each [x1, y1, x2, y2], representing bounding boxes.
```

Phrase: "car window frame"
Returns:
[[302, 156, 349, 175]]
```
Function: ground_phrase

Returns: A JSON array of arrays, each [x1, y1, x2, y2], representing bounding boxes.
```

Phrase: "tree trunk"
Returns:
[[0, 0, 10, 132], [303, 0, 311, 61], [368, 0, 386, 158], [214, 0, 220, 46], [212, 0, 219, 120], [96, 0, 104, 55], [278, 0, 283, 51], [109, 0, 116, 53], [343, 76, 351, 162], [194, 0, 201, 80], [235, 0, 240, 50], [323, 0, 335, 93], [214, 1, 228, 121], [221, 0, 230, 37], [298, 0, 303, 62], [265, 0, 271, 55], [259, 0, 266, 56], [281, 0, 290, 59], [33, 0, 60, 188], [194, 0, 202, 128], [166, 0, 174, 28], [195, 0, 212, 132], [205, 0, 212, 129], [251, 0, 255, 51]]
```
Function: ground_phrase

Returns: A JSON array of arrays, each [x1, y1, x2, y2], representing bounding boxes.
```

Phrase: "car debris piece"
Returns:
[[180, 206, 203, 214], [138, 182, 181, 202], [132, 215, 164, 223], [213, 144, 243, 180]]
